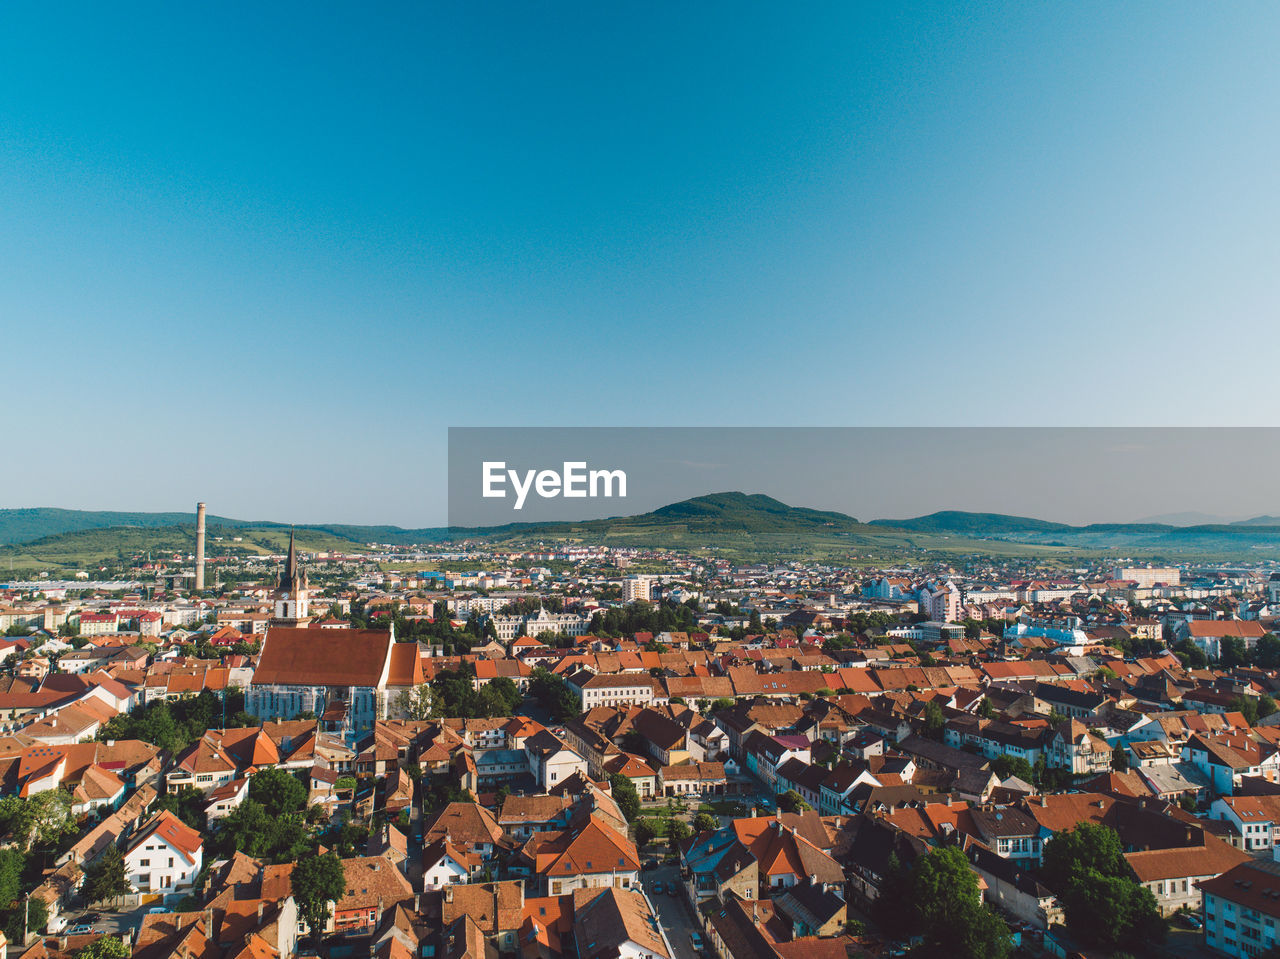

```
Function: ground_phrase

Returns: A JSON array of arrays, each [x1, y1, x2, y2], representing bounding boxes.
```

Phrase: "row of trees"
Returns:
[[97, 689, 255, 753], [588, 598, 701, 638], [412, 664, 525, 719], [1173, 631, 1280, 671], [350, 600, 497, 654]]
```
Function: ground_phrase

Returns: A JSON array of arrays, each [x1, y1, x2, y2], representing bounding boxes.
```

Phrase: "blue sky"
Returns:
[[2, 3, 1278, 525]]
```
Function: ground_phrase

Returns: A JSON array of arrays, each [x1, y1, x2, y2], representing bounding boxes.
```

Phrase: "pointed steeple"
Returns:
[[286, 527, 298, 584]]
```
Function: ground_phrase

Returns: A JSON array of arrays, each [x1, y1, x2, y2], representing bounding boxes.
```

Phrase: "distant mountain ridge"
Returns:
[[869, 509, 1280, 552], [868, 511, 1071, 536], [1231, 515, 1280, 527], [0, 507, 448, 548], [9, 496, 1280, 573]]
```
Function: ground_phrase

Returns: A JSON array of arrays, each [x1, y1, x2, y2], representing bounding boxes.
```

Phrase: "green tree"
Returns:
[[217, 800, 310, 863], [482, 676, 524, 714], [73, 937, 129, 959], [911, 846, 1012, 959], [1221, 635, 1249, 668], [977, 697, 995, 719], [609, 774, 642, 822], [395, 683, 434, 720], [1261, 694, 1278, 720], [872, 852, 915, 938], [992, 755, 1035, 782], [0, 849, 24, 912], [1112, 743, 1129, 772], [778, 790, 811, 813], [528, 668, 578, 722], [667, 818, 690, 845], [634, 819, 657, 849], [155, 786, 206, 831], [3, 895, 48, 942], [1232, 695, 1260, 726], [0, 790, 75, 851], [1253, 633, 1280, 669], [84, 845, 130, 906], [921, 700, 946, 741], [248, 768, 307, 817], [1042, 822, 1165, 950], [292, 850, 346, 943], [693, 812, 718, 833], [1172, 637, 1208, 669]]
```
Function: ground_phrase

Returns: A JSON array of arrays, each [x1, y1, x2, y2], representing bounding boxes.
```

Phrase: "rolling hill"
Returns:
[[869, 511, 1071, 536], [10, 494, 1280, 576], [869, 510, 1280, 554]]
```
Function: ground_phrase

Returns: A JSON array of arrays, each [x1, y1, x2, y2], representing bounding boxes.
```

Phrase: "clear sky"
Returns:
[[2, 3, 1278, 525]]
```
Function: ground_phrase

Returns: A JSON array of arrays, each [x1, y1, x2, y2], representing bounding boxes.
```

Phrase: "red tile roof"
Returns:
[[252, 627, 392, 688]]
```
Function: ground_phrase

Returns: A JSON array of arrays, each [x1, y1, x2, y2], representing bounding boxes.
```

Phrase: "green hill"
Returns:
[[463, 492, 1070, 561], [0, 507, 452, 549], [0, 508, 252, 546], [12, 495, 1280, 576], [870, 511, 1071, 536]]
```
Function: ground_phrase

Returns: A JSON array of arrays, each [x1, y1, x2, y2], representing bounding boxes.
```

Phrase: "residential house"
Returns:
[[123, 810, 204, 894]]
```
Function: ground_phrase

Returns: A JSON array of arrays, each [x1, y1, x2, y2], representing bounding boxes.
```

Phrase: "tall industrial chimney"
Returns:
[[195, 502, 207, 592]]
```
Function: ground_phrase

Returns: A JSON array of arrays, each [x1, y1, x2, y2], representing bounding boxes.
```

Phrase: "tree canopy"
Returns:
[[874, 847, 1010, 959], [292, 850, 346, 941], [248, 768, 307, 818], [84, 845, 130, 905], [0, 790, 76, 851], [609, 774, 642, 821], [1041, 822, 1166, 950], [74, 938, 129, 959], [429, 666, 525, 719], [528, 668, 578, 722], [215, 800, 311, 863]]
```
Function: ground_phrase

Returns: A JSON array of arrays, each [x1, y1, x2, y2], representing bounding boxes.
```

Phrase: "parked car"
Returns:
[[690, 932, 705, 951], [667, 881, 678, 895], [642, 858, 659, 871], [1184, 914, 1203, 930], [69, 924, 94, 935]]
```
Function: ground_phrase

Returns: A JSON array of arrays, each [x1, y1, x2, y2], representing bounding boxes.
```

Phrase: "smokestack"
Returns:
[[195, 502, 206, 591]]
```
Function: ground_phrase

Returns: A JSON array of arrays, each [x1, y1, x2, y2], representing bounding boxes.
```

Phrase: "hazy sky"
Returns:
[[2, 4, 1279, 525]]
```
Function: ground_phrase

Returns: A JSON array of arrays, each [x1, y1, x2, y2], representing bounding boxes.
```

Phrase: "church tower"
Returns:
[[269, 529, 312, 627]]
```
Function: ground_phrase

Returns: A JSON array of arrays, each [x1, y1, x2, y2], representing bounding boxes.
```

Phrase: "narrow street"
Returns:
[[642, 862, 704, 959]]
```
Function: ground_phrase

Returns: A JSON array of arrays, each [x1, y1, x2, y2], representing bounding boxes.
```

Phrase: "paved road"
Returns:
[[642, 863, 704, 959], [60, 903, 151, 941], [1162, 924, 1209, 959]]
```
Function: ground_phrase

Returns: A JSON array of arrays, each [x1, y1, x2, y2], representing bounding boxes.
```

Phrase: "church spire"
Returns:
[[286, 527, 298, 584]]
